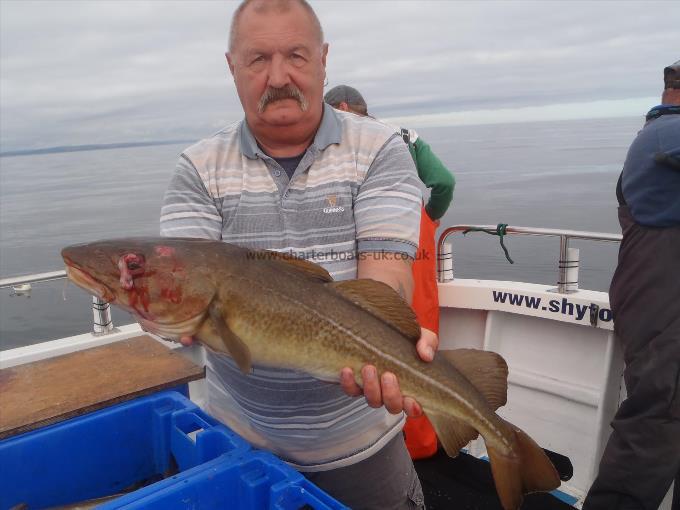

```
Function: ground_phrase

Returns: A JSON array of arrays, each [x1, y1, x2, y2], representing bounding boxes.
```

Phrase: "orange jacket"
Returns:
[[403, 206, 439, 460]]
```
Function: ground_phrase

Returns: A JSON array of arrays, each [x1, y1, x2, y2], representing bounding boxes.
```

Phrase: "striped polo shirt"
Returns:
[[160, 103, 421, 471]]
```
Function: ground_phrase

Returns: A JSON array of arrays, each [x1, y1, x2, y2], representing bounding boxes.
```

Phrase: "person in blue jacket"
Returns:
[[583, 61, 680, 510]]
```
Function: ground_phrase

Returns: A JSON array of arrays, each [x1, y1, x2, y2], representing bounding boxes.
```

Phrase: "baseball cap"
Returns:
[[324, 85, 368, 111], [664, 60, 680, 89]]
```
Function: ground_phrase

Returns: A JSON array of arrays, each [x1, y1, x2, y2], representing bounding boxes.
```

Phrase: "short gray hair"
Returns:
[[229, 0, 324, 52]]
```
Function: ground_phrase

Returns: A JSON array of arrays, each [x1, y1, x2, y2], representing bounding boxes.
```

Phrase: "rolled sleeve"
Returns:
[[355, 135, 421, 258], [160, 155, 223, 239]]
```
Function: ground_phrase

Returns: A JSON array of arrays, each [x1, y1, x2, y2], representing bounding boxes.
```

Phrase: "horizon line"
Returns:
[[2, 98, 657, 156], [0, 139, 193, 158], [381, 96, 655, 129]]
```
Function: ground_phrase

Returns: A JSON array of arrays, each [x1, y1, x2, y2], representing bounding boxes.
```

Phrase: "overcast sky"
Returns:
[[1, 0, 678, 151]]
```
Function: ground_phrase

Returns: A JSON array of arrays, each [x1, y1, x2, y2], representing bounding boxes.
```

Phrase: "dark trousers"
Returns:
[[583, 207, 680, 510], [305, 433, 425, 510]]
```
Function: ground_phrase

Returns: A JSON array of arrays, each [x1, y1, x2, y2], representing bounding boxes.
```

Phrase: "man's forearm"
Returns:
[[356, 252, 414, 304], [346, 250, 434, 417]]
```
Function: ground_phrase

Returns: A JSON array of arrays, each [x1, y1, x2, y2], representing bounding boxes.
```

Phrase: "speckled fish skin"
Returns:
[[61, 237, 560, 510], [62, 237, 491, 429]]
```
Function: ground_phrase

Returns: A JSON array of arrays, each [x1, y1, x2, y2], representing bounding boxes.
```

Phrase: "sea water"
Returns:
[[0, 115, 643, 349]]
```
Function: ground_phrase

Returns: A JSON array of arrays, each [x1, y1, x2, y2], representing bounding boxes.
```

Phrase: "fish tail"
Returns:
[[486, 420, 561, 510]]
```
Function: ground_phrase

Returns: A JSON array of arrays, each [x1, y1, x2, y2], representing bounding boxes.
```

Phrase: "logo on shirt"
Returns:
[[323, 194, 345, 214]]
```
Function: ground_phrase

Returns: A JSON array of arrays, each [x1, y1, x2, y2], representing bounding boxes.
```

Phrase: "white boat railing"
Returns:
[[0, 270, 67, 288], [437, 224, 622, 293], [0, 270, 115, 335]]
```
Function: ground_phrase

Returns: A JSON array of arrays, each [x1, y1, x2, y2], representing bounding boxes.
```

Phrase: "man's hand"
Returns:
[[179, 335, 194, 346], [339, 327, 439, 416]]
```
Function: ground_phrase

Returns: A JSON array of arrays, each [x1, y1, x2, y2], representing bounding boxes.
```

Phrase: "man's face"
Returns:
[[227, 4, 328, 130]]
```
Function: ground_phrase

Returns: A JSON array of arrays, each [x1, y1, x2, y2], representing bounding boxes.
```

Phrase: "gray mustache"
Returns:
[[258, 85, 309, 113]]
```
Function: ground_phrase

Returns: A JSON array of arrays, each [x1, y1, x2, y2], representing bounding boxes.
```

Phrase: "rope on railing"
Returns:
[[462, 223, 515, 264]]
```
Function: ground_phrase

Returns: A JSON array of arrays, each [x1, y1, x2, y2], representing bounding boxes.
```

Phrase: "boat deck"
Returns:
[[0, 335, 204, 439]]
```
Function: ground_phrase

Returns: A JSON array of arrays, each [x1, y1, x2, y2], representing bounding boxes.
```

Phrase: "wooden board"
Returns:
[[0, 335, 205, 439]]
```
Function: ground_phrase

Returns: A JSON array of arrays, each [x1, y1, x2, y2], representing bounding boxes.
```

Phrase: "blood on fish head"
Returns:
[[61, 238, 219, 333]]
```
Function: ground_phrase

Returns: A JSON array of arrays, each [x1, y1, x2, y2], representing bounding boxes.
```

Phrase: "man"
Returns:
[[582, 61, 680, 510], [324, 84, 455, 460], [160, 1, 437, 508]]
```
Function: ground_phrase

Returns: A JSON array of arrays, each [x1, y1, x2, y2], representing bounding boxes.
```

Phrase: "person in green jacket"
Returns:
[[323, 84, 454, 221], [325, 84, 455, 460]]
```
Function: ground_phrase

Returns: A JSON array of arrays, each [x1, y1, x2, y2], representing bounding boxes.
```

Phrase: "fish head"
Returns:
[[61, 238, 221, 339]]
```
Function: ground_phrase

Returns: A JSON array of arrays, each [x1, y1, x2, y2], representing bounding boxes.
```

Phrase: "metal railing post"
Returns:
[[438, 242, 454, 283], [557, 236, 569, 293], [92, 297, 114, 335], [557, 236, 580, 294]]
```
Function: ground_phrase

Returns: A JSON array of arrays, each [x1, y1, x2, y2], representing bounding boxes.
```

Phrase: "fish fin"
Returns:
[[252, 249, 333, 282], [427, 411, 480, 458], [440, 349, 508, 409], [208, 303, 252, 373], [327, 280, 420, 341], [486, 419, 561, 510]]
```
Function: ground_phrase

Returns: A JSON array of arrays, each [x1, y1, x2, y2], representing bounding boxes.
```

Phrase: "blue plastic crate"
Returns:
[[101, 450, 348, 510], [0, 389, 251, 510]]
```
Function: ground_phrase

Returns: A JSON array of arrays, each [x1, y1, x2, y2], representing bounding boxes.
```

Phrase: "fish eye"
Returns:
[[120, 253, 146, 276]]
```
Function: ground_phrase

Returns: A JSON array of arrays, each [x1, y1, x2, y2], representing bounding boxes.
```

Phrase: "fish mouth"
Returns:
[[137, 312, 207, 341], [64, 265, 115, 302]]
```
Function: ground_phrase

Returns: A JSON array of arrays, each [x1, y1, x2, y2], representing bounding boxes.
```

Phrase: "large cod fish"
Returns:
[[61, 237, 560, 509]]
